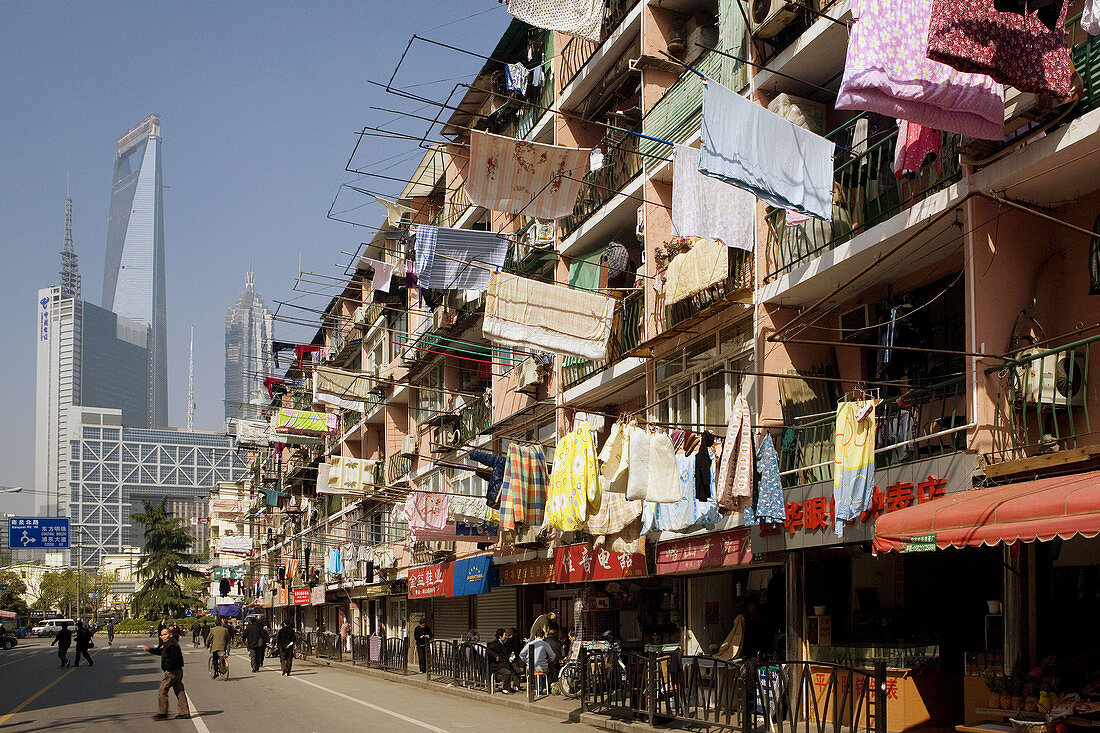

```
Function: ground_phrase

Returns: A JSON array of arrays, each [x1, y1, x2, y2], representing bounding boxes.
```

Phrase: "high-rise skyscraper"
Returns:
[[224, 271, 274, 422], [102, 114, 168, 428]]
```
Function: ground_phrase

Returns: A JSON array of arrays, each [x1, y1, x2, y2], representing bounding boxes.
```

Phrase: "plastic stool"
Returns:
[[532, 669, 550, 697]]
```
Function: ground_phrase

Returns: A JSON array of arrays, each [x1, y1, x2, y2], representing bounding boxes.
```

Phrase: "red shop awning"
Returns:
[[873, 470, 1100, 553]]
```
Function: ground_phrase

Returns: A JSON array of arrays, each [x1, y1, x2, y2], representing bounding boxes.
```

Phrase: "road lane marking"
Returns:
[[0, 647, 100, 725], [183, 694, 211, 733], [291, 675, 452, 733]]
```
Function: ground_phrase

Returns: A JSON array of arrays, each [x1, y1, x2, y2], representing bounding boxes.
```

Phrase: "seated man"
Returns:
[[520, 628, 558, 676], [486, 628, 520, 694]]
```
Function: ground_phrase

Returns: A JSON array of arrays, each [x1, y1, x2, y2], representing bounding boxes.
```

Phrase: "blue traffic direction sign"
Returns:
[[8, 517, 70, 549]]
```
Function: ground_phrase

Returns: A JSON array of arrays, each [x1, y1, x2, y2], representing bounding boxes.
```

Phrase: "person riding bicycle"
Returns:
[[207, 617, 231, 678]]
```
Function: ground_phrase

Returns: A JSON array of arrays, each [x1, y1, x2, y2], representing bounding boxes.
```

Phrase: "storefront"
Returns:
[[752, 452, 980, 731], [495, 556, 553, 635]]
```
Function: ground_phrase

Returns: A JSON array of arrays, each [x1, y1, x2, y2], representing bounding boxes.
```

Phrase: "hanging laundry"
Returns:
[[505, 62, 530, 95], [294, 344, 322, 364], [271, 341, 297, 369], [414, 225, 510, 291], [663, 238, 729, 306], [447, 494, 494, 523], [785, 210, 812, 227], [586, 488, 642, 537], [483, 272, 616, 360], [878, 407, 919, 463], [313, 365, 370, 412], [694, 431, 717, 501], [672, 145, 757, 250], [659, 452, 703, 531], [1085, 0, 1100, 35], [361, 257, 395, 292], [625, 426, 652, 501], [833, 401, 877, 537], [602, 241, 629, 281], [506, 0, 603, 42], [546, 420, 601, 531], [568, 248, 603, 292], [836, 0, 1004, 140], [598, 420, 631, 493], [467, 131, 591, 221], [699, 81, 834, 221], [589, 148, 604, 171], [715, 393, 754, 513], [498, 443, 549, 532], [330, 547, 344, 576], [893, 121, 942, 179], [753, 434, 786, 525], [927, 0, 1073, 98], [646, 432, 681, 503], [263, 376, 290, 398], [373, 195, 415, 227], [469, 449, 508, 508], [530, 64, 545, 87], [404, 491, 450, 533], [235, 420, 273, 446]]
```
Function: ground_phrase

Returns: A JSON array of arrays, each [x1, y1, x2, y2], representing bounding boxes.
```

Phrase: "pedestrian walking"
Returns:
[[413, 617, 433, 674], [244, 616, 269, 673], [275, 619, 296, 676], [143, 626, 190, 721], [340, 618, 351, 654], [200, 620, 210, 648], [73, 621, 94, 667], [51, 621, 72, 668], [106, 620, 115, 646], [190, 619, 201, 647]]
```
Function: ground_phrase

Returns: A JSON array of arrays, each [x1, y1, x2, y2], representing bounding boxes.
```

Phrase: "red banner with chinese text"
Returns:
[[655, 528, 752, 574], [408, 564, 452, 598], [292, 588, 310, 606], [553, 544, 647, 583], [497, 558, 556, 586]]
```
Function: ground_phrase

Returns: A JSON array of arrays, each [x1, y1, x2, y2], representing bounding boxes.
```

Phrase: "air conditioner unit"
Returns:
[[1020, 351, 1086, 408], [399, 434, 418, 456], [750, 0, 803, 38], [353, 305, 370, 325], [226, 420, 239, 437], [683, 17, 719, 67], [516, 358, 545, 394]]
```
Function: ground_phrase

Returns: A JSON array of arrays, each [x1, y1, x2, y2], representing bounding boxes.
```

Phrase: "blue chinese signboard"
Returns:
[[8, 517, 70, 549]]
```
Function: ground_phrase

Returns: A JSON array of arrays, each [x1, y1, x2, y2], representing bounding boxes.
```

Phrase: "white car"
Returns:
[[32, 618, 75, 637]]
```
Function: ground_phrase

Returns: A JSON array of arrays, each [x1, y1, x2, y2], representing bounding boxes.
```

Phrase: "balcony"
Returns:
[[763, 116, 963, 283], [560, 132, 644, 238], [388, 453, 413, 483], [662, 246, 754, 331], [986, 337, 1096, 466], [432, 394, 493, 451], [558, 0, 641, 88], [430, 182, 470, 229], [562, 290, 644, 388], [779, 375, 967, 486], [515, 65, 556, 140]]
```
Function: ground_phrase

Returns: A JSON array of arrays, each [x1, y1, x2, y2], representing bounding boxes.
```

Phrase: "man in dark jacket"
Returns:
[[73, 621, 94, 667], [275, 619, 296, 676], [244, 617, 270, 673], [190, 619, 201, 647], [487, 628, 520, 694], [412, 617, 433, 674], [200, 620, 210, 648], [143, 626, 190, 720], [51, 621, 72, 668]]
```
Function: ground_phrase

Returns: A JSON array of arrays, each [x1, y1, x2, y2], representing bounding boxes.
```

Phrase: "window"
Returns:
[[655, 327, 752, 434], [414, 362, 445, 420]]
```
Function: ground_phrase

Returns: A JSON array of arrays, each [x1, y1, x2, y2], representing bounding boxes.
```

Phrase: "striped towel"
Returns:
[[467, 131, 591, 221], [414, 225, 510, 291], [499, 444, 549, 532]]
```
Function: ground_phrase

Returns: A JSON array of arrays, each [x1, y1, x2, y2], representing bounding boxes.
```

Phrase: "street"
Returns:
[[0, 637, 595, 733]]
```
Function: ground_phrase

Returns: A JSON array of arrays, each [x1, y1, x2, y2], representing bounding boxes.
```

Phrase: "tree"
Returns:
[[35, 568, 107, 618], [131, 497, 202, 618], [0, 570, 29, 617]]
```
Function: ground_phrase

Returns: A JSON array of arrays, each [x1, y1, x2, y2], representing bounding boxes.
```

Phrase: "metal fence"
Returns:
[[343, 634, 410, 674], [581, 651, 887, 733], [424, 640, 494, 691]]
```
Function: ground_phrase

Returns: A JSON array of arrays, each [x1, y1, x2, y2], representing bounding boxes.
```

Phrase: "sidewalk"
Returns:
[[302, 653, 665, 733]]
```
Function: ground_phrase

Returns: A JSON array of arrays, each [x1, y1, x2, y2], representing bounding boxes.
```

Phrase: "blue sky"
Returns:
[[0, 2, 512, 515]]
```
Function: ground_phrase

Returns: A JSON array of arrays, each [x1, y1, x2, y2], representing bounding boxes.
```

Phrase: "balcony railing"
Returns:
[[764, 117, 962, 283], [515, 65, 556, 140], [663, 247, 754, 331], [987, 336, 1096, 464], [560, 133, 643, 238], [779, 375, 967, 486], [431, 182, 470, 229], [558, 0, 640, 88], [563, 289, 644, 388], [388, 453, 412, 483]]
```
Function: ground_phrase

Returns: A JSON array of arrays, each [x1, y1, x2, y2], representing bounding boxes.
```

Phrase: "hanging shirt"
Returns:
[[414, 225, 510, 291], [661, 453, 702, 531], [1085, 0, 1100, 35], [694, 432, 716, 501], [754, 434, 786, 525], [505, 63, 529, 95], [699, 80, 834, 221], [362, 257, 395, 292], [835, 0, 1004, 140], [715, 393, 755, 514], [598, 420, 630, 493], [672, 145, 756, 251], [833, 401, 877, 536], [892, 120, 942, 179], [467, 131, 591, 221], [546, 420, 600, 531]]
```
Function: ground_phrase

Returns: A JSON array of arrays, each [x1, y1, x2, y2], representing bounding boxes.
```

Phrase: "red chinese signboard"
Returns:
[[498, 558, 556, 586], [408, 563, 451, 598], [554, 544, 647, 583], [292, 588, 310, 606], [656, 529, 751, 575]]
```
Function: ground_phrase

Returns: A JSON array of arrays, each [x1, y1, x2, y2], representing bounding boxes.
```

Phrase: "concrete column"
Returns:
[[785, 553, 805, 661]]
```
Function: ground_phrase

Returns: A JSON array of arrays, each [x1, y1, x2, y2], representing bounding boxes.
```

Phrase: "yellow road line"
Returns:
[[0, 647, 100, 725]]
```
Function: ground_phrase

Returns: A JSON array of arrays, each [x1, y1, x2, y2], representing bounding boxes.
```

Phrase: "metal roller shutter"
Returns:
[[431, 597, 470, 643], [474, 587, 518, 637]]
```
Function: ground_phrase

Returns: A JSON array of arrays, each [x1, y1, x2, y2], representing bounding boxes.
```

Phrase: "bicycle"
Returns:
[[208, 650, 230, 680]]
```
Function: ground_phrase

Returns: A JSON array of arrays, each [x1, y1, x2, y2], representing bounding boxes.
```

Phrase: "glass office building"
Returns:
[[224, 271, 273, 421]]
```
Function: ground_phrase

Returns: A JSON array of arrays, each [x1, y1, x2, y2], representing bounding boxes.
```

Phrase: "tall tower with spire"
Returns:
[[60, 195, 81, 300], [224, 269, 274, 422]]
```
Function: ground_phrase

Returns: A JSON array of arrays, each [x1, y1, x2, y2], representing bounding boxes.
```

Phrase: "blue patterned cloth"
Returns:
[[753, 434, 786, 525], [414, 225, 510, 291]]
